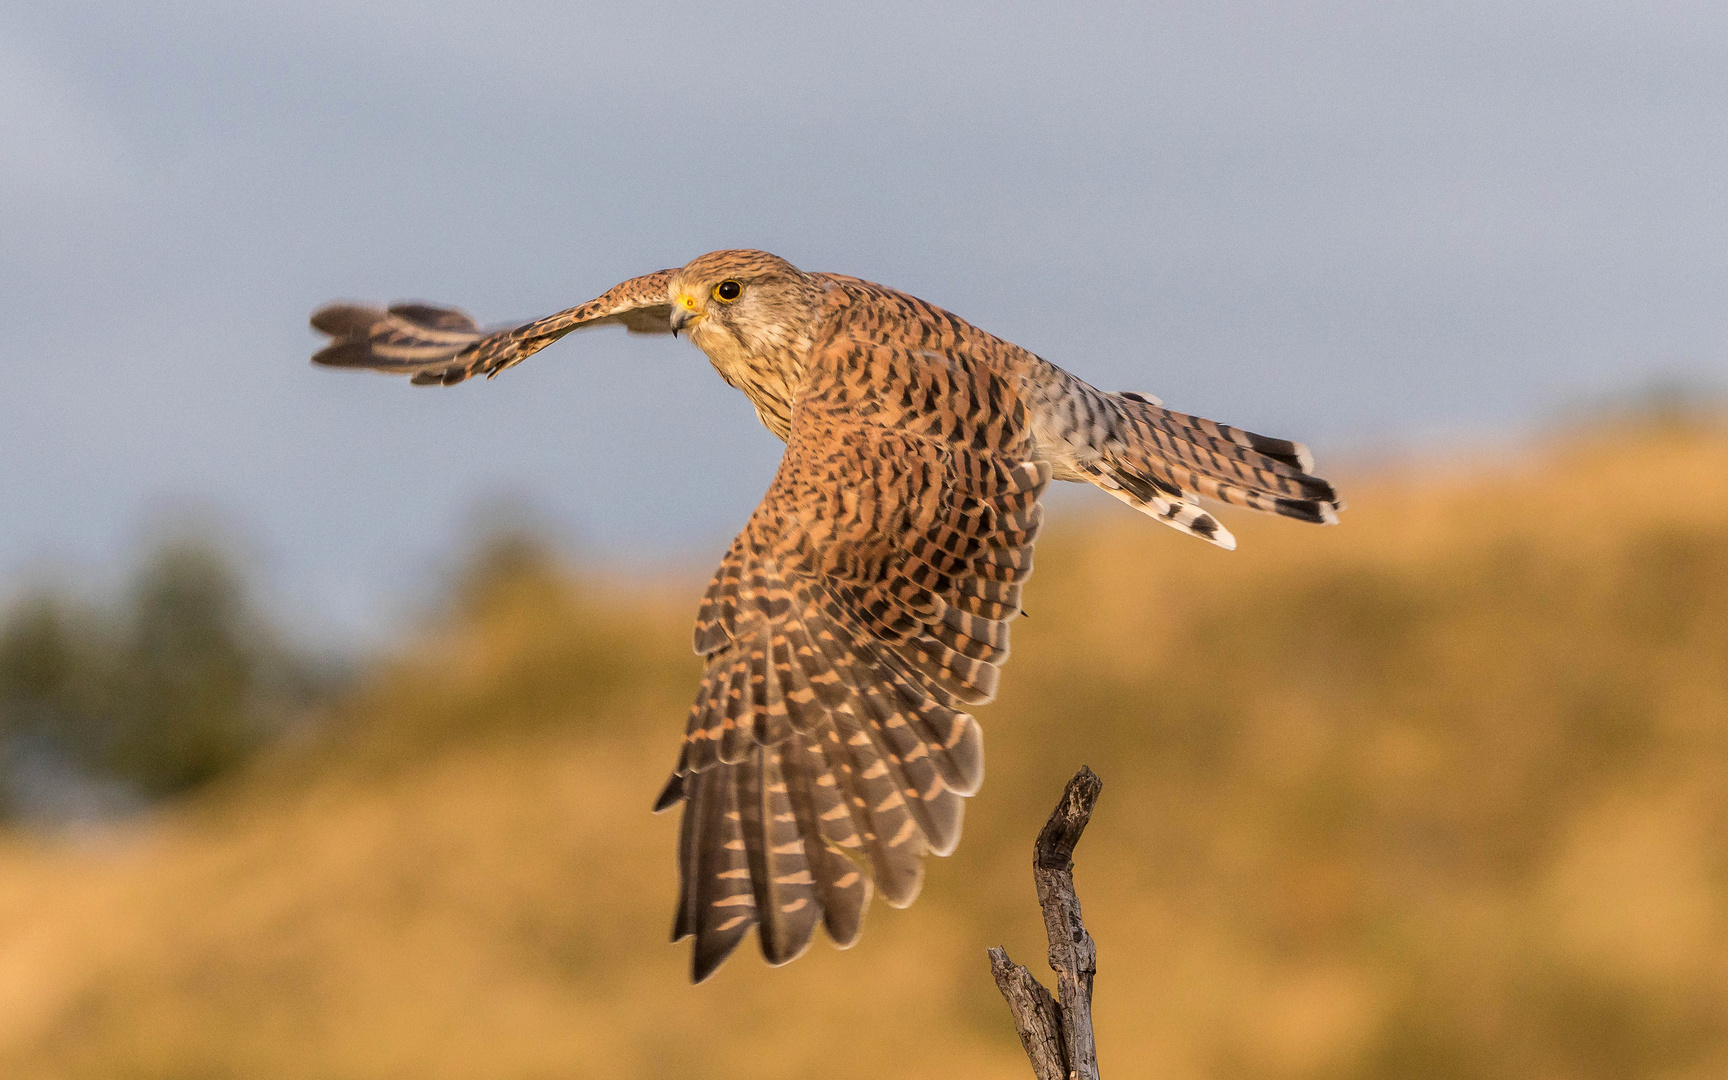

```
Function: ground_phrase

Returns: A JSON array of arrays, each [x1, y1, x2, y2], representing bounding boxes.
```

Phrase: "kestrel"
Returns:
[[311, 250, 1341, 982]]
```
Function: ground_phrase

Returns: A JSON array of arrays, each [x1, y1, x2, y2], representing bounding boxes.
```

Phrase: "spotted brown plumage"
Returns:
[[311, 249, 1343, 982]]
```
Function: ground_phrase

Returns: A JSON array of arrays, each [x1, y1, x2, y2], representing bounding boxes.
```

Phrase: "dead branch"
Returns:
[[989, 766, 1104, 1080]]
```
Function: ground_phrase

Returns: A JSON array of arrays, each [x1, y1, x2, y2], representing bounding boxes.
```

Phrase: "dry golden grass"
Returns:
[[2, 420, 1726, 1080]]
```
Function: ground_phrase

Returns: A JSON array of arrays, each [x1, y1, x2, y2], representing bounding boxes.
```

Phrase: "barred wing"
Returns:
[[655, 337, 1051, 982], [310, 269, 676, 385]]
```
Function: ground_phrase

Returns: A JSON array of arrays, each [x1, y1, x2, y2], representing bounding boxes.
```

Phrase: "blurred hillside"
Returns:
[[1, 421, 1725, 1080]]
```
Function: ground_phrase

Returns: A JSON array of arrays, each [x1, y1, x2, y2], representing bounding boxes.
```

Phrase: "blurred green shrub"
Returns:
[[0, 538, 328, 819]]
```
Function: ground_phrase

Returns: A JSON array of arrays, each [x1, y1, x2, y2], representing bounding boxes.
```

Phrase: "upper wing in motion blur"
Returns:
[[654, 334, 1050, 981], [309, 269, 676, 385]]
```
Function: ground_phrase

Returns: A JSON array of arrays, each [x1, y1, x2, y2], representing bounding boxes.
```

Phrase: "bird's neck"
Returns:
[[692, 326, 809, 443]]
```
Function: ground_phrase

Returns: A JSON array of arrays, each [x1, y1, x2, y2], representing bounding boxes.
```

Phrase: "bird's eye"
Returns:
[[713, 280, 742, 302]]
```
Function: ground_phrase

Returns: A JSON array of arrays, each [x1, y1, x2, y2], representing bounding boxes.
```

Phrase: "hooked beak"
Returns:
[[669, 294, 702, 337]]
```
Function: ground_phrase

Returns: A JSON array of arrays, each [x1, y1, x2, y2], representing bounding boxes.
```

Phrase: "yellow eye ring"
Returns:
[[712, 280, 742, 303]]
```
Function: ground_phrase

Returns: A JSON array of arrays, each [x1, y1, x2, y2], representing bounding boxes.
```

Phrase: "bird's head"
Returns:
[[667, 250, 822, 359]]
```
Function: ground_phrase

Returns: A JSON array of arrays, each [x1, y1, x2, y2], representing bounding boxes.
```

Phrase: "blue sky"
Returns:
[[4, 1, 1724, 635]]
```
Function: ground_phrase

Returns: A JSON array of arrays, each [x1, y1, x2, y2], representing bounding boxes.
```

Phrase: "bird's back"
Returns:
[[800, 273, 1339, 549]]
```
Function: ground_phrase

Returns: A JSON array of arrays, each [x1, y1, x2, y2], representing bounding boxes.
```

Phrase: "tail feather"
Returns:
[[1086, 463, 1237, 549], [1101, 392, 1343, 540], [1122, 392, 1322, 480]]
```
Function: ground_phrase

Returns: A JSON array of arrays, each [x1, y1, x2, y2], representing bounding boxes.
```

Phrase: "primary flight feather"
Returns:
[[311, 249, 1341, 982]]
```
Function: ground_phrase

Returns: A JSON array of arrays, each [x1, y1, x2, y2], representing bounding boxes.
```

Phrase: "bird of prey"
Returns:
[[311, 249, 1341, 982]]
